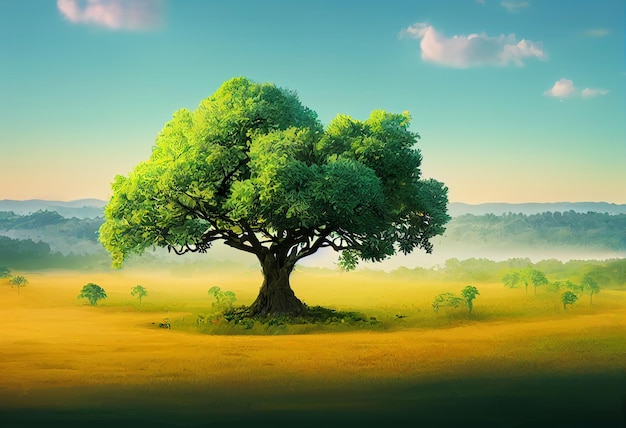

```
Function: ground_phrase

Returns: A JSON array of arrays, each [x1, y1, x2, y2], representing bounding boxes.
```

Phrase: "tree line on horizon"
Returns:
[[391, 257, 626, 290], [0, 211, 626, 272], [2, 209, 624, 253], [0, 209, 625, 284], [445, 211, 626, 250]]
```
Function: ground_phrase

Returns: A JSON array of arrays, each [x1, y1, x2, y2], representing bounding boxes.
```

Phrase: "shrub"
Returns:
[[78, 283, 107, 306]]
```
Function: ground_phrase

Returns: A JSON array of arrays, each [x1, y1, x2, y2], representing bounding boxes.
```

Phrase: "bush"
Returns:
[[195, 304, 381, 335], [78, 283, 107, 306]]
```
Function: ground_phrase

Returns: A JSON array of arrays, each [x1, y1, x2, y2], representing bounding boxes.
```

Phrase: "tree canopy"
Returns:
[[99, 77, 450, 316], [78, 283, 107, 306]]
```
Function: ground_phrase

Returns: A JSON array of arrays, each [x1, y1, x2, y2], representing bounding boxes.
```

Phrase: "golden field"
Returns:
[[0, 267, 625, 427]]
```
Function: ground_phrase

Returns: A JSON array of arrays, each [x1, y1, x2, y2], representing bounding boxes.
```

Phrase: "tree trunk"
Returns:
[[248, 252, 305, 317]]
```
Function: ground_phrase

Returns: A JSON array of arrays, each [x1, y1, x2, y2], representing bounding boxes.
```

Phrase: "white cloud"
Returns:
[[581, 88, 609, 98], [57, 0, 163, 31], [501, 0, 529, 12], [476, 0, 486, 4], [544, 78, 609, 98], [584, 28, 610, 37], [399, 22, 546, 68], [543, 78, 576, 98]]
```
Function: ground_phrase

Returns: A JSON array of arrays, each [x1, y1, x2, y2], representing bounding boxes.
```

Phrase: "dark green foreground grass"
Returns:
[[1, 371, 624, 428]]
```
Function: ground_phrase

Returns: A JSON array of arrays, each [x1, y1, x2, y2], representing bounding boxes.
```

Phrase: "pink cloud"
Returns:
[[399, 23, 546, 68], [57, 0, 163, 31], [543, 79, 609, 98], [544, 78, 576, 98]]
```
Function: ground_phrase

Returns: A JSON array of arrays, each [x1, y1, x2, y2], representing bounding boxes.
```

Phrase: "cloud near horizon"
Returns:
[[544, 78, 609, 98], [399, 22, 546, 68], [57, 0, 163, 31]]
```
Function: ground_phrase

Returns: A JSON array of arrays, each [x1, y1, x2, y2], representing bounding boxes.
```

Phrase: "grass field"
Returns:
[[0, 267, 625, 427]]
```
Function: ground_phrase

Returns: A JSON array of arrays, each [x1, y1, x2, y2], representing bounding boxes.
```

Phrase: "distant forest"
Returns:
[[0, 210, 107, 269], [389, 257, 626, 290], [445, 211, 626, 250], [0, 210, 625, 280]]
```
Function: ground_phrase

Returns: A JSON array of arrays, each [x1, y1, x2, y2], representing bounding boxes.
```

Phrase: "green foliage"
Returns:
[[0, 210, 103, 244], [195, 304, 380, 335], [99, 76, 449, 272], [0, 236, 53, 263], [207, 286, 237, 311], [502, 270, 521, 288], [583, 259, 626, 289], [580, 274, 600, 306], [547, 280, 577, 293], [445, 211, 626, 250], [461, 285, 480, 317], [0, 232, 108, 271], [561, 291, 578, 310], [0, 266, 10, 278], [337, 249, 359, 271], [130, 285, 148, 304], [0, 210, 65, 229], [432, 292, 463, 314], [78, 283, 107, 306], [433, 286, 480, 318], [9, 275, 28, 294], [528, 269, 548, 295], [502, 267, 548, 295]]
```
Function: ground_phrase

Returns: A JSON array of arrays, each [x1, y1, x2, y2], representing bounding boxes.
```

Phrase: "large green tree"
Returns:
[[100, 77, 450, 316]]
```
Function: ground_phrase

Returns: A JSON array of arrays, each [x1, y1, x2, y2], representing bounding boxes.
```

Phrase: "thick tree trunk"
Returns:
[[248, 253, 305, 317]]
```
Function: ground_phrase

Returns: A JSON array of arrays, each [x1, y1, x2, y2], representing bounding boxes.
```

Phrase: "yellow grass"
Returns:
[[0, 268, 625, 424]]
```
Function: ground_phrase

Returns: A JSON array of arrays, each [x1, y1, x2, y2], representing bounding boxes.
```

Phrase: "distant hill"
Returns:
[[0, 199, 107, 219], [449, 202, 626, 217], [1, 201, 625, 271], [2, 199, 625, 219]]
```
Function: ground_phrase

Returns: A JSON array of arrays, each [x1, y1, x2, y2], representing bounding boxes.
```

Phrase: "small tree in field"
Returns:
[[529, 269, 548, 295], [432, 292, 462, 314], [78, 283, 107, 306], [580, 274, 600, 307], [502, 270, 521, 289], [99, 77, 450, 317], [548, 280, 576, 293], [504, 268, 548, 295], [0, 267, 11, 279], [131, 285, 148, 305], [561, 291, 578, 310], [208, 286, 237, 311], [461, 285, 480, 318], [9, 275, 28, 295]]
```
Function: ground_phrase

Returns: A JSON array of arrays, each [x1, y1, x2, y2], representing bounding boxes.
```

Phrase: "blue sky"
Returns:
[[1, 0, 624, 203]]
